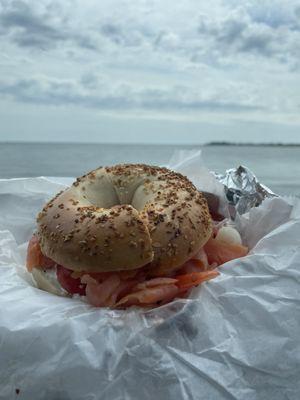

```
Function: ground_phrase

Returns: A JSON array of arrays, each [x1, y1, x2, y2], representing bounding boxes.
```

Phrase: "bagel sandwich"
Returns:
[[26, 164, 248, 308]]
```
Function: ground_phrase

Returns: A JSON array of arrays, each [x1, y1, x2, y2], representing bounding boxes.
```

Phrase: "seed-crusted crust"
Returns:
[[36, 164, 212, 273]]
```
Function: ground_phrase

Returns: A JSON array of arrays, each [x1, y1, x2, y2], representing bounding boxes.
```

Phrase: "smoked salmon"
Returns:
[[175, 270, 220, 291], [26, 235, 55, 272], [26, 226, 249, 308], [116, 284, 179, 307], [81, 274, 121, 307], [204, 236, 248, 266]]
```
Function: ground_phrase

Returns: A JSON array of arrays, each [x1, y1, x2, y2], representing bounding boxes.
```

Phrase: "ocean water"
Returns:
[[0, 143, 299, 196]]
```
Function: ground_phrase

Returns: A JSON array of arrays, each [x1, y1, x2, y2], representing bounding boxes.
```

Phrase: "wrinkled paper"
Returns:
[[0, 150, 300, 400]]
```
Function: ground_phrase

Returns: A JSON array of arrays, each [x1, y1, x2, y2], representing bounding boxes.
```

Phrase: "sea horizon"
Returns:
[[1, 141, 300, 147], [0, 142, 299, 197]]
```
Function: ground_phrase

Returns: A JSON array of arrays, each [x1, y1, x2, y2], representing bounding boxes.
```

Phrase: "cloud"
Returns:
[[0, 0, 150, 52], [0, 0, 63, 48], [0, 0, 97, 50], [1, 0, 299, 73], [247, 2, 300, 30], [197, 3, 300, 66], [100, 23, 124, 45], [100, 21, 145, 47], [0, 75, 263, 113], [0, 0, 299, 132]]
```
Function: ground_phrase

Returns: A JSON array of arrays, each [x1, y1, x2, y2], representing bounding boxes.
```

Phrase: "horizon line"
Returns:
[[0, 140, 300, 147]]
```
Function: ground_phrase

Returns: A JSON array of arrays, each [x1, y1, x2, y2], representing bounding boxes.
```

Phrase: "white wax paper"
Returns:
[[0, 151, 300, 400]]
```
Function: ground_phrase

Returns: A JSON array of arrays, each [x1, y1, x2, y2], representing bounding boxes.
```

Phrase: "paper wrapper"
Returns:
[[1, 150, 300, 400]]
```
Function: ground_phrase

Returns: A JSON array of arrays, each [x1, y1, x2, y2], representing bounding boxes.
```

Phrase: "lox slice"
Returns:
[[26, 235, 56, 271], [204, 236, 248, 266]]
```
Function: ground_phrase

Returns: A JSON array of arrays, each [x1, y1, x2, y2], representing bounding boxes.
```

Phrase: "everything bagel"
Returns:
[[36, 164, 212, 275]]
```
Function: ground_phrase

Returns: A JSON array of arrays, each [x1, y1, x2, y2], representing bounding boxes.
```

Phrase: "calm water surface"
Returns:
[[0, 143, 299, 196]]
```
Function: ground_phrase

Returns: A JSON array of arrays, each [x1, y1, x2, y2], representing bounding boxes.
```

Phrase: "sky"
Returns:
[[0, 0, 300, 144]]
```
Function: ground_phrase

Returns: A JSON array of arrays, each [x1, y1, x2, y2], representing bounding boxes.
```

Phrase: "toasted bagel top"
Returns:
[[36, 164, 212, 273]]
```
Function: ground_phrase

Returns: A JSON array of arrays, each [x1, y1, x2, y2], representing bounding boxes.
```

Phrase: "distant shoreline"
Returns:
[[205, 141, 300, 147]]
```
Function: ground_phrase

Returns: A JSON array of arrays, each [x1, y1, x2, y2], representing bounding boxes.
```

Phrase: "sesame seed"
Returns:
[[152, 242, 161, 248]]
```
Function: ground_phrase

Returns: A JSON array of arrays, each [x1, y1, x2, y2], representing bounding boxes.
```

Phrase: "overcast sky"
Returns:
[[0, 0, 300, 144]]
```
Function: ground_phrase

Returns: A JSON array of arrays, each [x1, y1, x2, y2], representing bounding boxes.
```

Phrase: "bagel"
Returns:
[[35, 164, 212, 275]]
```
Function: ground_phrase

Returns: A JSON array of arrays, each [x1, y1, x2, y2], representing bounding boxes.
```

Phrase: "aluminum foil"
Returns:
[[215, 165, 277, 218]]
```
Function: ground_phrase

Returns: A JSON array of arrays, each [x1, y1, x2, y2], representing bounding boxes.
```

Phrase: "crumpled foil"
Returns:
[[215, 165, 277, 218]]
